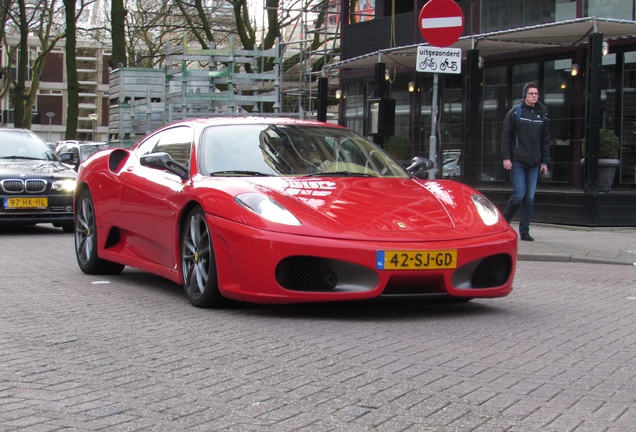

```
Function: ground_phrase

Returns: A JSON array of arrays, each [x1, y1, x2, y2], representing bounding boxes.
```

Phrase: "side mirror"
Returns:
[[140, 152, 189, 179], [59, 152, 80, 171], [406, 156, 435, 179], [59, 151, 78, 164]]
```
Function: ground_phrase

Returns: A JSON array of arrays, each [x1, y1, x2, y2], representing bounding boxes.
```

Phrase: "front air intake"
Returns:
[[470, 254, 512, 288], [275, 256, 338, 292]]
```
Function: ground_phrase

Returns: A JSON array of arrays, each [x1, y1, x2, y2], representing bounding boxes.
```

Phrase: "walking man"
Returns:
[[501, 82, 550, 241]]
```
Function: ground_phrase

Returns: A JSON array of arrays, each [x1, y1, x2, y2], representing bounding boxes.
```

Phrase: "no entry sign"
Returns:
[[419, 0, 465, 48]]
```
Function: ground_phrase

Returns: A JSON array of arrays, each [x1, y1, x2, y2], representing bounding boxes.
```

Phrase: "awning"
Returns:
[[324, 17, 636, 71]]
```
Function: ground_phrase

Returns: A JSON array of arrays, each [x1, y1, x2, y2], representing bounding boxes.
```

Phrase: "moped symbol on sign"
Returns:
[[416, 46, 462, 74]]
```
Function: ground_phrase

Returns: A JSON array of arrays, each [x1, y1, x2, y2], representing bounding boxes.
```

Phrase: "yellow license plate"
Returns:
[[376, 250, 457, 270], [4, 197, 48, 209]]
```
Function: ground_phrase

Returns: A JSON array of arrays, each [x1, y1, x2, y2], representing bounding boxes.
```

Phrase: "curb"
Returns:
[[518, 253, 636, 266]]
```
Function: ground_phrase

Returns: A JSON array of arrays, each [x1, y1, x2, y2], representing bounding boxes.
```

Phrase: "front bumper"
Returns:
[[1, 195, 74, 225], [208, 215, 518, 304]]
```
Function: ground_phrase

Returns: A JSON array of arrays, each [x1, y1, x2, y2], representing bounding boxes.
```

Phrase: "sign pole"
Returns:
[[417, 0, 465, 179], [429, 73, 438, 179]]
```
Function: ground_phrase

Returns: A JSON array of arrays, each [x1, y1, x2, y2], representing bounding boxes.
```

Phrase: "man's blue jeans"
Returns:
[[503, 161, 539, 234]]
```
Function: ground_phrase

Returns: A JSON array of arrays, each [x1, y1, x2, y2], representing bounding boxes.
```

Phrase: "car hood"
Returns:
[[214, 176, 503, 241], [0, 159, 77, 178]]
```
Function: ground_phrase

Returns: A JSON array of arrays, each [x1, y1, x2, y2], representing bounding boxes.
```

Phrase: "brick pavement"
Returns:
[[0, 226, 635, 431]]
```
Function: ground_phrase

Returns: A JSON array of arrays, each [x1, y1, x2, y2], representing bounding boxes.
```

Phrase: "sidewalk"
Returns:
[[515, 223, 636, 266]]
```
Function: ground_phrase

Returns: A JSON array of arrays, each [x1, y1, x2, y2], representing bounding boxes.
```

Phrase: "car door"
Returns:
[[119, 126, 193, 269]]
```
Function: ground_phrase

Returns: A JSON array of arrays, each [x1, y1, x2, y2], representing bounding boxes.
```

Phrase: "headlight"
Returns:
[[472, 194, 499, 226], [235, 193, 301, 226], [51, 179, 77, 192]]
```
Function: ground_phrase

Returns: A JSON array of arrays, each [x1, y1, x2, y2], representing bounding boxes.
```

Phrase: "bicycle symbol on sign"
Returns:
[[419, 57, 437, 71], [439, 59, 458, 72]]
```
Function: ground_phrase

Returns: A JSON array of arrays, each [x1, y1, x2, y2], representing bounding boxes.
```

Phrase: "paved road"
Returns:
[[1, 225, 635, 431]]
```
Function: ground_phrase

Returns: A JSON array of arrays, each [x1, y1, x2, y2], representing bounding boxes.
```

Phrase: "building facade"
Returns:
[[0, 36, 111, 143], [327, 0, 636, 226]]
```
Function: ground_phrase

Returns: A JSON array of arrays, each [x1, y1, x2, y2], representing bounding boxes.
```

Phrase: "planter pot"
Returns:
[[597, 158, 620, 191]]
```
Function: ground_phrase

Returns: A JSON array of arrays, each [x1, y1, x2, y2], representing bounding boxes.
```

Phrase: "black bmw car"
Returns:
[[0, 128, 76, 232]]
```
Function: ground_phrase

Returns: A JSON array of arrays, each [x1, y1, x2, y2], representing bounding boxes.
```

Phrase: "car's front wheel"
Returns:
[[74, 188, 125, 275], [181, 207, 225, 308]]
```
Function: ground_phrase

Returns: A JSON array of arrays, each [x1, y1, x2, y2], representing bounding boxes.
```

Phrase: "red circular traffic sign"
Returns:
[[419, 0, 465, 47]]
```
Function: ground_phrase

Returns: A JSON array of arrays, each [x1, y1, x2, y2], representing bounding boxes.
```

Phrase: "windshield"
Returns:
[[0, 129, 57, 161], [199, 124, 409, 178]]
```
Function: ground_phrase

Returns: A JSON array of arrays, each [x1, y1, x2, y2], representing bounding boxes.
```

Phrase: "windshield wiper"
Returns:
[[0, 156, 42, 160], [209, 170, 272, 176]]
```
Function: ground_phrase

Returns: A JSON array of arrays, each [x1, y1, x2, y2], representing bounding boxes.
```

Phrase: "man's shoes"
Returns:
[[520, 232, 534, 241]]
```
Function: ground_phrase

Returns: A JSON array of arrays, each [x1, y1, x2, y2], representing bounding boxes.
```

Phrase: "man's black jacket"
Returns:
[[501, 101, 550, 166]]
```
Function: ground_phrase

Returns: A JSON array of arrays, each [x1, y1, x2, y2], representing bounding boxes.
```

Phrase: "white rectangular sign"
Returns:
[[416, 46, 462, 74]]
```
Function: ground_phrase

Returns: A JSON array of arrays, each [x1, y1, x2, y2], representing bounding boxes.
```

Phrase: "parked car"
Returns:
[[0, 128, 76, 232], [55, 141, 109, 171], [442, 150, 462, 179], [441, 150, 498, 182], [73, 117, 517, 307]]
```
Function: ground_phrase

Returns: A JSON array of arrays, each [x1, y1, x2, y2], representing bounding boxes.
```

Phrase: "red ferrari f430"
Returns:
[[73, 117, 517, 307]]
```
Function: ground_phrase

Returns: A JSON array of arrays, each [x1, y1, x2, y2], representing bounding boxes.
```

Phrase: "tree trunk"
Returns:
[[110, 0, 127, 68], [64, 0, 78, 139], [13, 0, 28, 128]]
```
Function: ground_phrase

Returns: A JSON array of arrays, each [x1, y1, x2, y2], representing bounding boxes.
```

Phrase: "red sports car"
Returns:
[[73, 117, 517, 307]]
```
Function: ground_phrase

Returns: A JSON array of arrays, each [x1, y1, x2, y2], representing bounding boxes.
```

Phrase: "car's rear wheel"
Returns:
[[74, 189, 125, 275], [181, 207, 225, 308]]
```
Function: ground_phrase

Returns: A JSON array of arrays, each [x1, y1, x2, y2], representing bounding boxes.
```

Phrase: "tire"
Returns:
[[74, 189, 125, 275], [181, 207, 225, 308]]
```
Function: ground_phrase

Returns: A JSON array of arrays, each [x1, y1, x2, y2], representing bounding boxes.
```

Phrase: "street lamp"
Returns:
[[46, 112, 55, 141], [88, 113, 98, 141]]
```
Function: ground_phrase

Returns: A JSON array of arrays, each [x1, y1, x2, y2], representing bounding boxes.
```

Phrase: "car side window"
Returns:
[[153, 126, 192, 166], [135, 133, 161, 158]]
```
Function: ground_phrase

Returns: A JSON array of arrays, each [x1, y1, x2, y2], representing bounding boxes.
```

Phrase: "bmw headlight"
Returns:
[[472, 194, 500, 226], [235, 193, 301, 226], [52, 179, 77, 192]]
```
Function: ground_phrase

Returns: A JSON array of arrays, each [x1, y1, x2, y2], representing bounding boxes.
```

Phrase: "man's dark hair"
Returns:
[[522, 82, 539, 97]]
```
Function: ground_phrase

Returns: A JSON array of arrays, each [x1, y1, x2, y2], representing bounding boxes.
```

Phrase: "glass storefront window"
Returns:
[[481, 60, 579, 187], [417, 76, 434, 160], [482, 66, 508, 182], [600, 53, 618, 133], [388, 79, 410, 140], [438, 75, 465, 178], [344, 82, 365, 135], [585, 0, 635, 20], [544, 59, 574, 185], [621, 52, 636, 185], [481, 0, 568, 32]]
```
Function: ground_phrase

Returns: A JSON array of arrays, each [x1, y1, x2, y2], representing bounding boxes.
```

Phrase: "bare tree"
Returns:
[[0, 0, 33, 128], [123, 0, 171, 68], [23, 1, 66, 129], [0, 0, 68, 128], [110, 0, 126, 67], [64, 0, 79, 138], [0, 0, 15, 103], [0, 0, 97, 131]]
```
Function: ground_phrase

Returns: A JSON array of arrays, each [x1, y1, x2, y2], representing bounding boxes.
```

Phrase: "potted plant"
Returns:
[[597, 128, 620, 191]]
